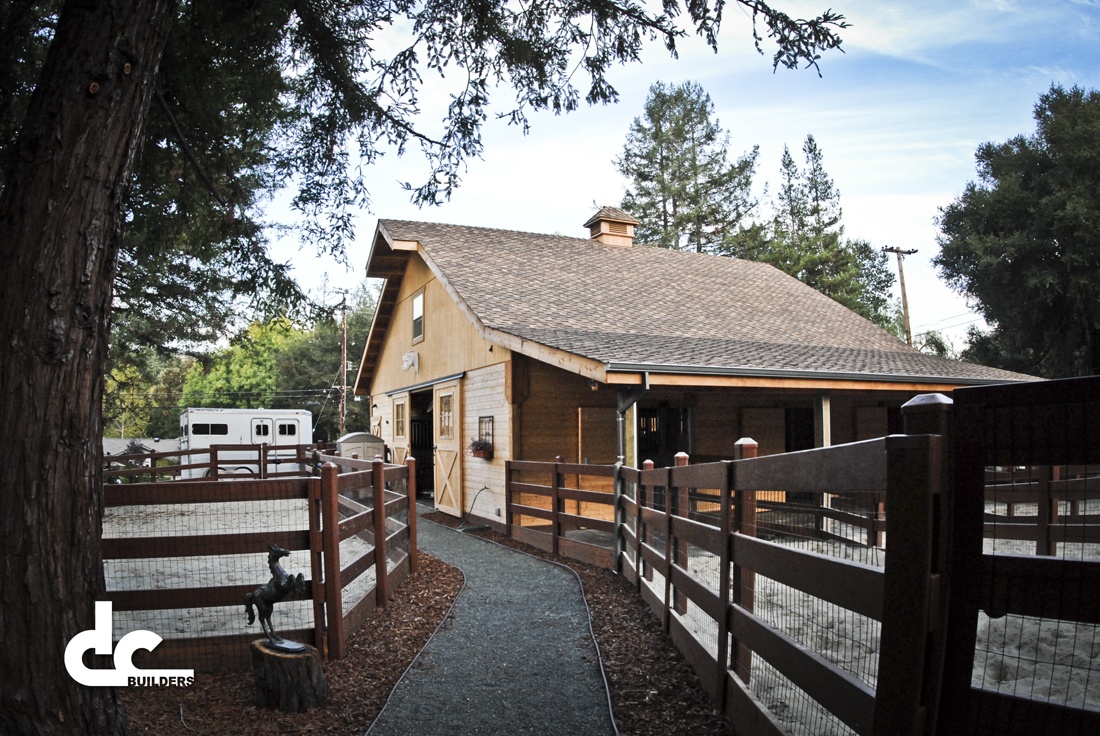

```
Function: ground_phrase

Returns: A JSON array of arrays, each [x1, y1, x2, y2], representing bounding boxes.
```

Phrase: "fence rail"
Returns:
[[503, 378, 1100, 736], [101, 455, 416, 671], [104, 442, 325, 482], [505, 436, 933, 736]]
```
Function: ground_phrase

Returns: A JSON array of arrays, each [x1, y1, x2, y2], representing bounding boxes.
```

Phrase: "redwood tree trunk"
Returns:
[[0, 1, 175, 733]]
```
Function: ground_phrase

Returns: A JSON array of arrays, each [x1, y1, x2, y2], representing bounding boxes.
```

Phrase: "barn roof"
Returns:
[[355, 216, 1034, 393]]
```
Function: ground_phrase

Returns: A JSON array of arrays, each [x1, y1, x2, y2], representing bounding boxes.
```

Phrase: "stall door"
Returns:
[[433, 381, 463, 517]]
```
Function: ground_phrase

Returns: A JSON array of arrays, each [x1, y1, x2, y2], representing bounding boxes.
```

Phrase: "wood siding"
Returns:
[[463, 363, 510, 519], [515, 357, 617, 462], [369, 254, 510, 399]]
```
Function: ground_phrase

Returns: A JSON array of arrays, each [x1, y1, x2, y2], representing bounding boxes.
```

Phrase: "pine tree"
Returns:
[[617, 81, 759, 254], [753, 135, 895, 327]]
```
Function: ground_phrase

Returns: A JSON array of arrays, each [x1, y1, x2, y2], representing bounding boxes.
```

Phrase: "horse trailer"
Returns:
[[178, 408, 313, 478]]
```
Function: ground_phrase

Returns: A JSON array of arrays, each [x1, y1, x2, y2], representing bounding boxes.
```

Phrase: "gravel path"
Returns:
[[366, 508, 617, 736]]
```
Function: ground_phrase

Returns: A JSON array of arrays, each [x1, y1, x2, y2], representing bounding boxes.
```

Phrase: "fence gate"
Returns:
[[940, 378, 1100, 736]]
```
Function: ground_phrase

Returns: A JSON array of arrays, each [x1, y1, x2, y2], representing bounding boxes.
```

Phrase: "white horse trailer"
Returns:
[[178, 408, 313, 479]]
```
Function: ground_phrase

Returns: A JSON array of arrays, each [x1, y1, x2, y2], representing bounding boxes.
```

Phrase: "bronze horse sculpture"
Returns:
[[245, 543, 306, 645]]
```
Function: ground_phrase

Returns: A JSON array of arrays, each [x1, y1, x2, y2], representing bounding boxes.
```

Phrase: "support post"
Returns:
[[373, 456, 389, 606], [320, 463, 344, 659]]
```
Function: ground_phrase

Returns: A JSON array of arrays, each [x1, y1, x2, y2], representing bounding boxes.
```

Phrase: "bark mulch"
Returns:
[[123, 515, 735, 736]]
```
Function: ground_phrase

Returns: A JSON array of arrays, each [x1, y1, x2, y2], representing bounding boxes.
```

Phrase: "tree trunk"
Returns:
[[250, 641, 328, 712], [0, 1, 176, 733]]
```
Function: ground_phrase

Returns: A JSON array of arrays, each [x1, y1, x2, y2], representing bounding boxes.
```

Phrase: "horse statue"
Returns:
[[245, 543, 306, 646]]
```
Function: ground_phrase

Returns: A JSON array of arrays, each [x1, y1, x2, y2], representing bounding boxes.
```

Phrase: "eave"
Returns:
[[603, 361, 1036, 392]]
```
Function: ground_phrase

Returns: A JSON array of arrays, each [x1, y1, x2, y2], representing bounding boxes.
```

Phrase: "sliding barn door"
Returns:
[[433, 381, 463, 517]]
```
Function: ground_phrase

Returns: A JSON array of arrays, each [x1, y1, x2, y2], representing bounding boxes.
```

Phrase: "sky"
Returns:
[[269, 0, 1100, 348]]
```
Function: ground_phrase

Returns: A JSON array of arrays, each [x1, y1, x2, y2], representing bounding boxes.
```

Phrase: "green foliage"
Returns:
[[103, 350, 193, 439], [3, 2, 846, 354], [935, 85, 1100, 377], [179, 282, 378, 440], [741, 136, 895, 327], [617, 81, 760, 254]]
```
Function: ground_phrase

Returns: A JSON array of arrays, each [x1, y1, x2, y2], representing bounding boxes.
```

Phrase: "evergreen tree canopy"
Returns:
[[617, 81, 759, 254], [743, 135, 895, 327], [935, 85, 1100, 378]]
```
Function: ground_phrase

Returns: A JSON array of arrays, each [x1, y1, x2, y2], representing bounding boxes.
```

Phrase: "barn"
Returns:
[[353, 207, 1032, 521]]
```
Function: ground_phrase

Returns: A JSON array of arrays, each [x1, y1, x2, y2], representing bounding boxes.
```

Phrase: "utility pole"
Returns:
[[883, 246, 918, 346]]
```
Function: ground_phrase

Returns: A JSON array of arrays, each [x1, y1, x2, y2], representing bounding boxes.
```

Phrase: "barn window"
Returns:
[[394, 400, 406, 438], [411, 290, 424, 342], [439, 394, 454, 438]]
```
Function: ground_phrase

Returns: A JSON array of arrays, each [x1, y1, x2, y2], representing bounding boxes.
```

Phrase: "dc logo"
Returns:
[[64, 601, 195, 687]]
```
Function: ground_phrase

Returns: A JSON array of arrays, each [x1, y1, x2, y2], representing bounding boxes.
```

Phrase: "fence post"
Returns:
[[716, 458, 734, 714], [640, 459, 654, 590], [673, 452, 689, 615], [320, 462, 345, 659], [613, 461, 624, 575], [307, 476, 326, 652], [210, 445, 219, 479], [874, 434, 941, 736], [901, 392, 953, 736], [731, 437, 758, 684], [661, 464, 673, 633], [505, 459, 513, 537], [259, 443, 268, 480], [373, 456, 389, 607], [407, 456, 418, 574], [552, 457, 563, 556], [1036, 466, 1057, 556]]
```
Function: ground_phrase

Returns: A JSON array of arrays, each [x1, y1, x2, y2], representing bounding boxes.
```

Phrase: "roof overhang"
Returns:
[[603, 361, 1036, 392], [354, 223, 419, 395]]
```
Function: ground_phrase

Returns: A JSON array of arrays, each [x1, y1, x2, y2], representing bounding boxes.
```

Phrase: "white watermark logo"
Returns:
[[64, 601, 195, 687]]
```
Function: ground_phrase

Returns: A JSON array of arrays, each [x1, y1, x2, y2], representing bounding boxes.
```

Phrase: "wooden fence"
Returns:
[[507, 435, 936, 736], [940, 378, 1100, 736], [104, 442, 324, 482], [101, 455, 417, 671], [505, 376, 1100, 736]]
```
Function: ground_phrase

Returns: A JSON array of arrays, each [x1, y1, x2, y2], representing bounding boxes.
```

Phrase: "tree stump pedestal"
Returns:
[[250, 640, 328, 712]]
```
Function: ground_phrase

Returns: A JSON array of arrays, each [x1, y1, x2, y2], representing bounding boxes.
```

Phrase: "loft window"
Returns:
[[412, 291, 424, 342]]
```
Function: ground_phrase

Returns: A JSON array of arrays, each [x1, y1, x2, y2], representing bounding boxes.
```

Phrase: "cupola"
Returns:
[[583, 206, 639, 247]]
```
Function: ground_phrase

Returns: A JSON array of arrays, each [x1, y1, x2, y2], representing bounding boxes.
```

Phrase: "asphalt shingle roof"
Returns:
[[375, 219, 1034, 384]]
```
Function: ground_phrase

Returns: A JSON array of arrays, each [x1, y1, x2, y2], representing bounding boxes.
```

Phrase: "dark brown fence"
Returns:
[[507, 436, 937, 736], [942, 378, 1100, 736], [101, 455, 416, 671], [503, 377, 1100, 736]]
